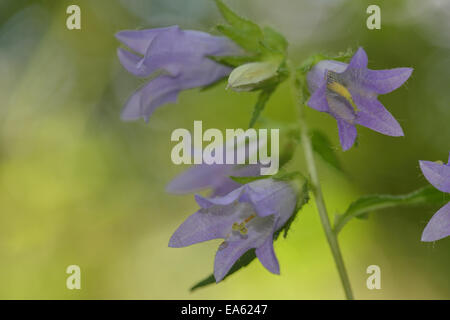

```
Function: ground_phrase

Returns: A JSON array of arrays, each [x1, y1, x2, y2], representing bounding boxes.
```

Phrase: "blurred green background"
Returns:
[[0, 0, 449, 299]]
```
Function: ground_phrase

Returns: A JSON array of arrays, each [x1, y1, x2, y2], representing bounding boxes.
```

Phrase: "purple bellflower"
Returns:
[[169, 178, 297, 282], [419, 153, 450, 242], [167, 136, 266, 197], [307, 47, 413, 151], [166, 163, 262, 197], [116, 26, 241, 122]]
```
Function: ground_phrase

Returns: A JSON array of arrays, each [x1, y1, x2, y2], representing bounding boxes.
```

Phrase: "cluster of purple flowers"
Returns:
[[116, 25, 301, 282], [115, 17, 447, 284]]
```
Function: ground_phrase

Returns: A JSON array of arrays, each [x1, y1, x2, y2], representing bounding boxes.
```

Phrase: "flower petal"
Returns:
[[195, 178, 293, 212], [337, 120, 357, 151], [214, 240, 253, 282], [199, 179, 296, 219], [419, 160, 450, 193], [347, 47, 368, 69], [255, 235, 280, 275], [117, 48, 151, 77], [166, 164, 235, 195], [184, 30, 242, 56], [211, 164, 263, 197], [120, 75, 180, 121], [307, 83, 329, 112], [214, 214, 275, 282], [327, 93, 357, 124], [421, 202, 450, 242], [195, 187, 244, 209], [364, 68, 413, 95], [353, 95, 404, 137], [115, 28, 171, 55], [169, 209, 229, 247], [244, 179, 296, 219], [140, 27, 233, 80], [307, 60, 347, 93]]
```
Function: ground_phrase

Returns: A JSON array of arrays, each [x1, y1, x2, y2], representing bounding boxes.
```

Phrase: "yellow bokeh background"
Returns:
[[0, 0, 449, 299]]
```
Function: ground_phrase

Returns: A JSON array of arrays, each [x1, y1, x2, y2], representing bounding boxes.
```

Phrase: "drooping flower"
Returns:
[[166, 163, 262, 197], [116, 25, 241, 122], [169, 178, 297, 282], [306, 47, 413, 151], [419, 153, 450, 242], [167, 133, 266, 197]]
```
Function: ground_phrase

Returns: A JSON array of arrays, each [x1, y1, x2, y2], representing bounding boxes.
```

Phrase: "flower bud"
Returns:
[[227, 61, 280, 92]]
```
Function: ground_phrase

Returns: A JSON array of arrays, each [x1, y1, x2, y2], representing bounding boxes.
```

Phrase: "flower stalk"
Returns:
[[288, 61, 354, 300]]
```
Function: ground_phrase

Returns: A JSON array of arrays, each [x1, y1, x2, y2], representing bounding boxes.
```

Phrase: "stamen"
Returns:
[[232, 214, 256, 236], [232, 222, 244, 231], [326, 71, 359, 113], [218, 241, 228, 250], [244, 214, 256, 223]]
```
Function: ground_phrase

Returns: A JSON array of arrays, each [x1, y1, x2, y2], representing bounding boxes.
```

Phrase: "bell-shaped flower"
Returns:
[[116, 25, 241, 121], [166, 163, 262, 197], [419, 153, 450, 242], [307, 47, 413, 150], [167, 132, 267, 197], [169, 178, 297, 282]]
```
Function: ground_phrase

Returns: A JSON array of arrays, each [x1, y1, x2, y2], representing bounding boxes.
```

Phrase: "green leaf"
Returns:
[[334, 186, 450, 234], [278, 137, 298, 168], [331, 48, 355, 62], [229, 170, 304, 186], [214, 0, 287, 60], [215, 0, 261, 33], [229, 175, 267, 185], [272, 170, 304, 183], [298, 48, 354, 74], [261, 26, 288, 54], [310, 130, 343, 172], [231, 169, 306, 186], [190, 181, 310, 291], [214, 0, 263, 54], [216, 24, 262, 54], [207, 55, 256, 68], [248, 86, 276, 128]]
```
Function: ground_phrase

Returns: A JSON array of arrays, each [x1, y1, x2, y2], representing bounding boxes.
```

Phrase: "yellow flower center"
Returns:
[[232, 214, 256, 235], [218, 214, 257, 250], [326, 71, 359, 113]]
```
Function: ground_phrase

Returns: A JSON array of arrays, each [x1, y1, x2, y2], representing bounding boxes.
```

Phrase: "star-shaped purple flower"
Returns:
[[116, 26, 241, 122], [169, 178, 297, 282], [419, 153, 450, 242], [306, 47, 413, 151]]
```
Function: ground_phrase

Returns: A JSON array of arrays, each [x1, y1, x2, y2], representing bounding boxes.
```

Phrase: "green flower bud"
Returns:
[[227, 61, 280, 92]]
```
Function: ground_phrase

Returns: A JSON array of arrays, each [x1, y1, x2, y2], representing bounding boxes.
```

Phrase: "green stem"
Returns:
[[288, 62, 354, 300]]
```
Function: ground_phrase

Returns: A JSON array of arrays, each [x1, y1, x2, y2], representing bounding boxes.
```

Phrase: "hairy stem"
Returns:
[[288, 62, 354, 300]]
